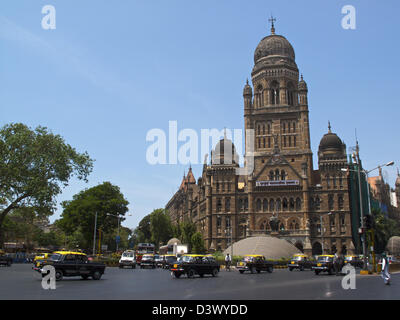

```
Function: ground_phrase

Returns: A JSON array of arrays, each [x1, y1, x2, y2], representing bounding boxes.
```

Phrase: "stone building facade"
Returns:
[[165, 23, 355, 256]]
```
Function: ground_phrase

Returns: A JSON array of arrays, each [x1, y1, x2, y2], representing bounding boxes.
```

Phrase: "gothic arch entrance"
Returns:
[[312, 242, 322, 255]]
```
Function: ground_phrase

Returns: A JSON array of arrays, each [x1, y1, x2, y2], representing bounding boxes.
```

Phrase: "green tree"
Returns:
[[150, 209, 173, 249], [191, 232, 206, 254], [0, 123, 93, 246], [57, 182, 129, 251], [372, 208, 400, 253], [180, 219, 197, 251], [136, 214, 152, 243]]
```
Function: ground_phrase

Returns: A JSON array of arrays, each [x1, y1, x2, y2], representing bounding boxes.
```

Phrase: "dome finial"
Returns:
[[328, 121, 332, 133], [268, 15, 276, 35]]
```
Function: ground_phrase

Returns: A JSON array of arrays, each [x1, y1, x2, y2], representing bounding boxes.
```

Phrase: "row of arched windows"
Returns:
[[255, 197, 302, 212], [259, 218, 301, 231], [269, 170, 286, 181], [256, 122, 272, 136], [326, 174, 344, 189], [310, 195, 345, 211], [254, 81, 297, 108]]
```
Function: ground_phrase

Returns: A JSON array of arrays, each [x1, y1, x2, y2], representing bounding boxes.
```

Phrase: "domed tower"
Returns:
[[211, 135, 240, 166], [244, 18, 313, 184], [318, 122, 347, 189]]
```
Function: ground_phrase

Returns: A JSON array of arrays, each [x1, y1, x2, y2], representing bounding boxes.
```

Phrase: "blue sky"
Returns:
[[1, 0, 399, 230]]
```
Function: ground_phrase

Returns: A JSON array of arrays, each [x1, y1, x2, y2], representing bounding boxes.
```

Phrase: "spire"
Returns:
[[300, 74, 303, 81], [246, 78, 249, 85], [328, 121, 332, 133], [268, 15, 276, 35]]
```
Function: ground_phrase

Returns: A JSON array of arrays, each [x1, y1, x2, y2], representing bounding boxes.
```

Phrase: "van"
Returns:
[[119, 250, 136, 269]]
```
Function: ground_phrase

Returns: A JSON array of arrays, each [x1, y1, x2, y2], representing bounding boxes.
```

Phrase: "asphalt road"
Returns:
[[0, 264, 398, 300]]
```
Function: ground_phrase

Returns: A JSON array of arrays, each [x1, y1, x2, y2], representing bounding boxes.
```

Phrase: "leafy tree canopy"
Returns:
[[57, 182, 129, 250], [0, 123, 93, 244]]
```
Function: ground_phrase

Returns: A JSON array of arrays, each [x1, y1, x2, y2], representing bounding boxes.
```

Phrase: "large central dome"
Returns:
[[254, 34, 295, 64]]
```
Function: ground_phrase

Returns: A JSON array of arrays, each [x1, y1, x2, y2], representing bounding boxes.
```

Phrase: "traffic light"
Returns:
[[363, 214, 373, 230]]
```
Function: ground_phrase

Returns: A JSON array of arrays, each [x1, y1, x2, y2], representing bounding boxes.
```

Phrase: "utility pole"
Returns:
[[93, 212, 98, 255]]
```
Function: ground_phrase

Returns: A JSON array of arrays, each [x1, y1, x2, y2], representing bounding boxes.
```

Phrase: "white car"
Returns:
[[119, 250, 136, 269]]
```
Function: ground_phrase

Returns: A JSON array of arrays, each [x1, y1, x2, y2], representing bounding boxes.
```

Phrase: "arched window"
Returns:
[[282, 198, 288, 211], [244, 198, 248, 210], [225, 198, 230, 212], [287, 82, 295, 106], [267, 123, 271, 134], [271, 81, 280, 105], [257, 125, 261, 136], [295, 198, 301, 211], [263, 137, 266, 148], [276, 199, 282, 211], [289, 198, 295, 211], [326, 175, 330, 189], [315, 197, 321, 210], [283, 123, 286, 133], [268, 137, 271, 148], [263, 199, 268, 212], [338, 195, 344, 210], [269, 170, 274, 181], [275, 169, 280, 180], [262, 125, 265, 135], [328, 195, 334, 211], [256, 199, 262, 212], [269, 199, 275, 211], [281, 170, 286, 180]]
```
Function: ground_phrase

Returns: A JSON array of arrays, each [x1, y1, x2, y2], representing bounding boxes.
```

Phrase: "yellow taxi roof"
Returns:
[[53, 251, 86, 255], [244, 254, 264, 257], [319, 255, 334, 257], [182, 254, 205, 257], [293, 254, 307, 256]]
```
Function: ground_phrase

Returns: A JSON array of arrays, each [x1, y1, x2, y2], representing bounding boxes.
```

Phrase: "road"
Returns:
[[0, 264, 398, 300]]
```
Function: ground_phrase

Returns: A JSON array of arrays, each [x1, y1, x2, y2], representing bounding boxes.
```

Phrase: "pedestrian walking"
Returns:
[[381, 252, 391, 285], [225, 253, 232, 271]]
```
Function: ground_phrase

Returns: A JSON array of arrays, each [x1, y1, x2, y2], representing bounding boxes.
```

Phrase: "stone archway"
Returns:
[[312, 242, 322, 255]]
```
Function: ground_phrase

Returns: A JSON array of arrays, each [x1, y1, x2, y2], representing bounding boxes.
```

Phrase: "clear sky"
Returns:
[[1, 0, 399, 230]]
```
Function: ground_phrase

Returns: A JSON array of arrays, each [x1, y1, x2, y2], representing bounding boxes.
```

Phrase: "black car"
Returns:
[[170, 255, 220, 278], [140, 254, 156, 269], [32, 251, 106, 281], [344, 255, 363, 268], [288, 254, 314, 271], [312, 255, 337, 275], [0, 251, 12, 267], [236, 255, 274, 274]]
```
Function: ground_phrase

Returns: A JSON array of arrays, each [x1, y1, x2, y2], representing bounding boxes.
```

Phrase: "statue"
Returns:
[[269, 213, 279, 232]]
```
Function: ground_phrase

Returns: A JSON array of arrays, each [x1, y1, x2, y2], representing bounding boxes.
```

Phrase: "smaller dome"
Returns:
[[211, 136, 239, 165], [319, 123, 345, 153], [167, 238, 181, 246]]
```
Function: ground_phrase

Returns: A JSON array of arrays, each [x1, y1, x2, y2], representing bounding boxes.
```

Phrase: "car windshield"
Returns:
[[292, 256, 304, 261], [345, 256, 354, 260], [166, 256, 176, 262], [122, 252, 134, 258], [243, 256, 255, 262], [179, 256, 194, 263], [49, 254, 63, 261], [142, 255, 153, 260], [317, 256, 332, 262]]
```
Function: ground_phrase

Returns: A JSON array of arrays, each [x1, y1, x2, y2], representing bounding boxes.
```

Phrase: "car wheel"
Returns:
[[328, 268, 333, 275], [199, 273, 204, 278], [119, 265, 123, 269], [239, 270, 244, 274], [81, 275, 89, 280], [187, 269, 195, 278], [173, 272, 181, 279], [314, 270, 320, 275], [212, 268, 219, 277], [257, 269, 261, 273], [250, 266, 256, 274], [55, 270, 63, 281], [92, 271, 102, 280], [267, 266, 273, 273], [289, 267, 293, 272]]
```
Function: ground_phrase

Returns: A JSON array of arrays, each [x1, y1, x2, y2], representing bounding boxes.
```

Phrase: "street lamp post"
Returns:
[[320, 212, 332, 254], [107, 213, 132, 252], [93, 212, 98, 255]]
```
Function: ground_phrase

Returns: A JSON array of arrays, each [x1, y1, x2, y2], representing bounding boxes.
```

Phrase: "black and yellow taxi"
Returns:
[[344, 255, 363, 268], [32, 251, 106, 281], [33, 252, 52, 263], [288, 254, 314, 271], [236, 255, 274, 274], [170, 254, 220, 278], [312, 255, 335, 275]]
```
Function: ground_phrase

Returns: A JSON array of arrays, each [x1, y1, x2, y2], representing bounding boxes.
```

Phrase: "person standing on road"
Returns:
[[225, 253, 232, 271], [381, 252, 391, 285]]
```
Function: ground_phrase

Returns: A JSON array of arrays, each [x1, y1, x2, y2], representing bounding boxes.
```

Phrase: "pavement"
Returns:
[[0, 264, 398, 300]]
